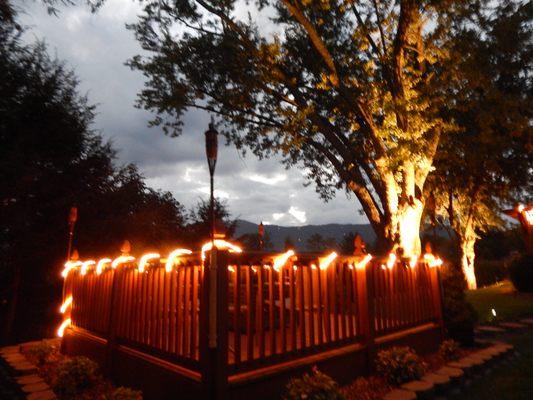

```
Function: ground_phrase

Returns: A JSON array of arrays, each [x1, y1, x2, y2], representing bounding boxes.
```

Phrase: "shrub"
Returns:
[[52, 356, 100, 399], [376, 347, 425, 385], [27, 340, 57, 366], [285, 366, 345, 400], [107, 387, 143, 400], [474, 259, 507, 287], [509, 254, 533, 293], [441, 265, 477, 346], [439, 339, 460, 361]]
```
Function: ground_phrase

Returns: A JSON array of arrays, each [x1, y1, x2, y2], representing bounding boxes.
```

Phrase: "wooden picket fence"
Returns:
[[61, 250, 444, 399]]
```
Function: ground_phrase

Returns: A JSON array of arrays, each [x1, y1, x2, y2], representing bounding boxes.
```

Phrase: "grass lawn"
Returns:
[[449, 331, 533, 400], [466, 281, 533, 324]]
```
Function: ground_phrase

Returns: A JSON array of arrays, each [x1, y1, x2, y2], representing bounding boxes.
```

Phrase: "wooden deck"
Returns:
[[61, 250, 445, 400]]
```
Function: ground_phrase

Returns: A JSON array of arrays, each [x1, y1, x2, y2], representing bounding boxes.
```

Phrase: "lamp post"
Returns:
[[67, 206, 77, 260], [205, 123, 218, 244], [204, 122, 218, 349], [258, 221, 264, 251]]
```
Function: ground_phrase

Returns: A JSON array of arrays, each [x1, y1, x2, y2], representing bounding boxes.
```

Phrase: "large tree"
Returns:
[[127, 0, 486, 255], [427, 1, 532, 289], [0, 24, 185, 344]]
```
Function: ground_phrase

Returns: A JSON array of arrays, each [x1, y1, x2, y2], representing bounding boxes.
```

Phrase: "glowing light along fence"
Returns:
[[59, 246, 444, 379]]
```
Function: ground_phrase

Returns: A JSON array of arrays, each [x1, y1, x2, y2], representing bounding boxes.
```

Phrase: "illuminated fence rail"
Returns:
[[227, 256, 362, 373], [65, 258, 203, 370], [225, 254, 441, 374], [61, 249, 444, 400], [371, 260, 437, 336]]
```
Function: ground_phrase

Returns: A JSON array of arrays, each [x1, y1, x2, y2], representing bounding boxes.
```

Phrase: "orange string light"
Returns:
[[96, 258, 111, 275], [80, 260, 95, 276], [60, 296, 72, 314], [111, 255, 135, 269], [356, 254, 372, 270], [273, 250, 295, 272], [386, 252, 396, 269], [61, 260, 82, 278], [319, 251, 338, 270], [165, 249, 192, 272], [201, 239, 242, 261], [57, 318, 71, 338], [138, 253, 160, 273]]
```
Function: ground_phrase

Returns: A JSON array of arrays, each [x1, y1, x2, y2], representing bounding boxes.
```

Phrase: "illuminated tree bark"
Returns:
[[459, 228, 478, 290]]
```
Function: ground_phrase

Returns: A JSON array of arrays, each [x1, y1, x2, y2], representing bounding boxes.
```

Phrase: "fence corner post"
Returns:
[[356, 259, 375, 373], [429, 266, 445, 341], [200, 248, 229, 400]]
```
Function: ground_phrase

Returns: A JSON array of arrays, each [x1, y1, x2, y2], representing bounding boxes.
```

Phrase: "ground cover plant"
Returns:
[[284, 366, 345, 400], [375, 346, 425, 385], [22, 341, 142, 400]]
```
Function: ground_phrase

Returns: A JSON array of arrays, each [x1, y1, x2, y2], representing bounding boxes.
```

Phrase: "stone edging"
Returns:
[[0, 345, 56, 400], [382, 342, 515, 400]]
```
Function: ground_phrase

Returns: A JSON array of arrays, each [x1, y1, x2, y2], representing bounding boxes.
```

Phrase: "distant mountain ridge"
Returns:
[[234, 219, 376, 251]]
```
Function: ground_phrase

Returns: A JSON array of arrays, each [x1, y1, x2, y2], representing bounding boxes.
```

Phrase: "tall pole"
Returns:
[[67, 206, 77, 260], [258, 221, 264, 251], [204, 123, 219, 350], [63, 206, 77, 306], [210, 173, 215, 245]]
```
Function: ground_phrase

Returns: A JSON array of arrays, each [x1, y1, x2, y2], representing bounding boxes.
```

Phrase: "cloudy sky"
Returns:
[[17, 0, 367, 226]]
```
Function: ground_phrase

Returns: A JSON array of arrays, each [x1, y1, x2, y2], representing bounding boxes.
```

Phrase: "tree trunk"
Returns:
[[459, 232, 477, 290], [382, 199, 424, 256]]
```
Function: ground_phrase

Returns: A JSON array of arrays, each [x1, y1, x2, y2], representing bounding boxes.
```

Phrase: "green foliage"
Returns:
[[27, 340, 57, 366], [509, 255, 533, 293], [427, 1, 532, 280], [284, 236, 296, 251], [306, 233, 338, 252], [184, 198, 237, 247], [52, 356, 100, 400], [441, 266, 477, 345], [476, 228, 525, 261], [0, 22, 186, 343], [284, 366, 345, 400], [106, 387, 143, 400], [474, 260, 507, 288], [127, 0, 493, 246], [237, 232, 273, 251], [338, 232, 356, 255], [375, 346, 425, 385], [439, 339, 461, 361]]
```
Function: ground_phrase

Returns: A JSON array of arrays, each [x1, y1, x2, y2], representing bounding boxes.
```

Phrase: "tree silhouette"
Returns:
[[0, 24, 185, 344]]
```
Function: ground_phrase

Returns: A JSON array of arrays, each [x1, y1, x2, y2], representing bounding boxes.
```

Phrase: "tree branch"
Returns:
[[280, 0, 338, 79]]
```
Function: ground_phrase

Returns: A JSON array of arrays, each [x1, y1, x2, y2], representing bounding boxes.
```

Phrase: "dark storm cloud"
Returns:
[[18, 0, 367, 226]]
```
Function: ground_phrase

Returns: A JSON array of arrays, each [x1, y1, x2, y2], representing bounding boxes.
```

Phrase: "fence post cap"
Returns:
[[120, 240, 131, 255]]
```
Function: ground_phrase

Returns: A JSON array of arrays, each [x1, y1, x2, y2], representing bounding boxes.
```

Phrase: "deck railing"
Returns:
[[61, 249, 444, 396], [66, 256, 203, 371]]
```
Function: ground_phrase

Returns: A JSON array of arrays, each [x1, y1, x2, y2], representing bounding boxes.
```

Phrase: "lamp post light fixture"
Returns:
[[258, 221, 264, 251], [204, 122, 219, 350], [205, 122, 218, 244], [67, 206, 78, 260]]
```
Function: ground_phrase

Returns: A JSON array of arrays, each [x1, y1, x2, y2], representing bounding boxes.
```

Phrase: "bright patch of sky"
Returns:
[[17, 0, 368, 227]]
